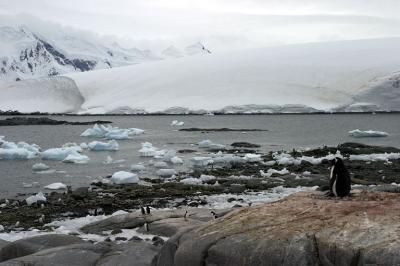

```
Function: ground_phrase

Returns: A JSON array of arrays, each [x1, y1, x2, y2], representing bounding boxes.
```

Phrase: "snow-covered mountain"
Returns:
[[1, 38, 400, 114], [0, 25, 162, 83]]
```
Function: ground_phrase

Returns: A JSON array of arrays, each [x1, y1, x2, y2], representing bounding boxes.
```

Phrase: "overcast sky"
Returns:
[[1, 0, 400, 51]]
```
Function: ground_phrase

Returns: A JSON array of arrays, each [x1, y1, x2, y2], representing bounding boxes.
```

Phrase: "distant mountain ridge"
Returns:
[[0, 25, 211, 83]]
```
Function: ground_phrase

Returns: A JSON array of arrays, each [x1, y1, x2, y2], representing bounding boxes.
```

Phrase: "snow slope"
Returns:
[[65, 38, 400, 114], [0, 76, 83, 113]]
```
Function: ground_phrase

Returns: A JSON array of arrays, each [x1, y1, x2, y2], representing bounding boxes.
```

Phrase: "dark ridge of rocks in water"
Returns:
[[177, 149, 197, 154], [179, 127, 268, 132], [0, 117, 112, 126], [301, 142, 400, 157], [230, 142, 261, 148]]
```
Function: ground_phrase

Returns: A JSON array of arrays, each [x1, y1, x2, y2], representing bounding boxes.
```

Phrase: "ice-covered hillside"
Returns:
[[66, 38, 400, 114], [0, 77, 83, 113], [0, 25, 160, 83]]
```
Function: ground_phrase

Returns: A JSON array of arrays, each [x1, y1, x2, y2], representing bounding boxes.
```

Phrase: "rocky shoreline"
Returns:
[[0, 142, 399, 265], [0, 117, 112, 126]]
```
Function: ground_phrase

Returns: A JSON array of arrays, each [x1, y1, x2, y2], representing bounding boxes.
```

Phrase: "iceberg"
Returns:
[[154, 161, 169, 168], [348, 129, 389, 138], [190, 156, 214, 167], [81, 124, 144, 139], [88, 140, 119, 151], [170, 156, 184, 164], [26, 192, 46, 206], [110, 171, 139, 184], [139, 142, 159, 157], [62, 153, 89, 164], [42, 147, 82, 161], [0, 139, 40, 160]]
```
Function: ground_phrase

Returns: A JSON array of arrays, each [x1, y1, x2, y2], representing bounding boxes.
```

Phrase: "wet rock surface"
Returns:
[[0, 117, 111, 126], [0, 234, 84, 262], [158, 191, 400, 266]]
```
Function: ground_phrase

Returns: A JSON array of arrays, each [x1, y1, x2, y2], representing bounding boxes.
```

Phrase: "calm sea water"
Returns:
[[0, 114, 399, 198]]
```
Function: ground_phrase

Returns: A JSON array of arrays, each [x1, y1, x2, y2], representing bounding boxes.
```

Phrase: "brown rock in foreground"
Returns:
[[157, 191, 400, 266]]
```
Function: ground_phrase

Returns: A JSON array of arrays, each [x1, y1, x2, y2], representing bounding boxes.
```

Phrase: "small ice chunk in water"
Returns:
[[26, 192, 46, 206], [44, 182, 67, 190], [200, 174, 216, 182], [348, 129, 389, 138], [198, 140, 225, 149], [63, 153, 89, 164], [32, 163, 50, 172], [130, 164, 146, 172], [22, 182, 40, 188], [80, 143, 88, 149], [110, 171, 139, 184], [156, 169, 177, 177], [139, 142, 158, 157], [81, 124, 144, 139], [154, 161, 168, 168], [190, 156, 214, 167], [171, 156, 183, 164], [244, 153, 262, 162], [171, 120, 184, 126], [88, 140, 119, 151]]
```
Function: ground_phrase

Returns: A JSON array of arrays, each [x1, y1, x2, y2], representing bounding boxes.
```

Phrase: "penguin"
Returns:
[[184, 210, 188, 221], [146, 205, 151, 215], [329, 157, 351, 197], [141, 206, 146, 215], [211, 211, 218, 219], [38, 214, 45, 224], [144, 222, 149, 232]]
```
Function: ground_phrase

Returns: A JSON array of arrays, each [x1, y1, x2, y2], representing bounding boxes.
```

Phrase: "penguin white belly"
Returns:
[[333, 180, 338, 197]]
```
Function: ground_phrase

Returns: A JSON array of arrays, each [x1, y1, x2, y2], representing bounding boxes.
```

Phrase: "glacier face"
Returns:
[[1, 38, 400, 114], [68, 38, 400, 114]]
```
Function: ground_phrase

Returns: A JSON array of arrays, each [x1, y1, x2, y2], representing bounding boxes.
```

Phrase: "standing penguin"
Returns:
[[141, 206, 146, 215], [146, 205, 151, 215], [329, 157, 351, 197]]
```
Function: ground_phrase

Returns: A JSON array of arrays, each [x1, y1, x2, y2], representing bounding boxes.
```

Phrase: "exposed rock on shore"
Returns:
[[157, 191, 400, 266]]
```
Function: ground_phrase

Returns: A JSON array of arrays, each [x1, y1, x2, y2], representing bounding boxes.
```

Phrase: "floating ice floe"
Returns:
[[32, 163, 50, 172], [198, 140, 225, 149], [80, 142, 89, 149], [0, 139, 40, 160], [44, 183, 67, 190], [26, 192, 46, 206], [156, 169, 177, 177], [22, 182, 40, 188], [81, 124, 144, 139], [110, 171, 139, 184], [130, 164, 146, 172], [41, 146, 82, 161], [88, 140, 119, 151], [190, 156, 214, 167], [244, 153, 262, 162], [349, 153, 400, 162], [154, 161, 169, 168], [103, 155, 125, 164], [139, 142, 164, 157], [171, 120, 184, 126], [170, 156, 184, 164], [62, 153, 89, 164], [348, 129, 389, 138]]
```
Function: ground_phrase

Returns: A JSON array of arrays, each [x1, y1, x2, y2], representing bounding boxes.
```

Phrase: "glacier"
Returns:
[[1, 38, 400, 113]]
